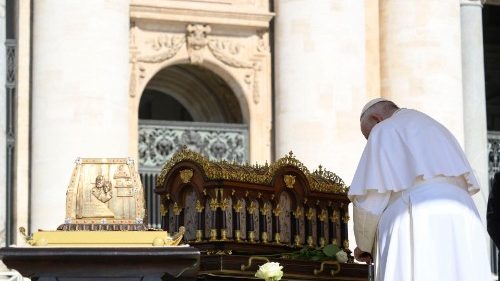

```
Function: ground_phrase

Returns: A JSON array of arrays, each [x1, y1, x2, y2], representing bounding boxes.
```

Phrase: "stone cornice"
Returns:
[[130, 4, 274, 28], [461, 0, 485, 7]]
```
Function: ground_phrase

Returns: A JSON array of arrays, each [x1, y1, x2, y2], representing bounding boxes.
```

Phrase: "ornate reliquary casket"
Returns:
[[24, 158, 184, 247], [156, 150, 368, 280], [62, 158, 146, 229]]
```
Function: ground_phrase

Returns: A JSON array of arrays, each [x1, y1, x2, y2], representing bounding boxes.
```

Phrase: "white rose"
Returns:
[[255, 262, 284, 281], [336, 250, 348, 263]]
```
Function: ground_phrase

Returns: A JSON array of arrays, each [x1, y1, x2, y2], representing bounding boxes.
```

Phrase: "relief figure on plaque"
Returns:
[[81, 175, 115, 218], [92, 175, 113, 203]]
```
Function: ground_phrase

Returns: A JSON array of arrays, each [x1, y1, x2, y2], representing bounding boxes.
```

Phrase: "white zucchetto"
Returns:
[[360, 98, 388, 119]]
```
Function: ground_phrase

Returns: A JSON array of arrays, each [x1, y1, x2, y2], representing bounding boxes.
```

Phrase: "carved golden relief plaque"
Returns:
[[22, 158, 185, 247], [64, 158, 145, 226]]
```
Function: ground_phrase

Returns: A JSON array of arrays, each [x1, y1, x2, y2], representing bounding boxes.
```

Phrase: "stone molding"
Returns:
[[460, 0, 485, 7], [130, 4, 274, 28], [129, 22, 270, 105]]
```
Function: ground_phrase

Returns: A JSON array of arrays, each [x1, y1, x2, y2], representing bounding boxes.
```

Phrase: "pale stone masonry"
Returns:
[[3, 0, 493, 259]]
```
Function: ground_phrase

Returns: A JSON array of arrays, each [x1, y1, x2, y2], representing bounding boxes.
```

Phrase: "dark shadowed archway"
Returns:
[[138, 64, 249, 228]]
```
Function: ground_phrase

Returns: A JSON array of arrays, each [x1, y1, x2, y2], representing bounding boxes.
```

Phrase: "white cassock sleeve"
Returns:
[[352, 191, 390, 253]]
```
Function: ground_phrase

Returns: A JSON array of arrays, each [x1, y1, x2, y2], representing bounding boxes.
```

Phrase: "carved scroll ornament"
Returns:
[[132, 23, 266, 104]]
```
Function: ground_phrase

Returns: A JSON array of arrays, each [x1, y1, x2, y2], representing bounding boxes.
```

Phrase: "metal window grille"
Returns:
[[5, 39, 16, 246], [489, 131, 500, 277]]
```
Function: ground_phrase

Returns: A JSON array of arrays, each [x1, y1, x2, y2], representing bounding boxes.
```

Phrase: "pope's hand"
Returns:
[[354, 247, 373, 264]]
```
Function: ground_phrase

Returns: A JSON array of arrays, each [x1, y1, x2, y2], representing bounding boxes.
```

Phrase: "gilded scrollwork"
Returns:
[[331, 210, 340, 224], [306, 208, 315, 221], [342, 213, 350, 224], [160, 203, 168, 216], [284, 174, 296, 189], [156, 148, 348, 194], [260, 202, 271, 216], [179, 169, 194, 183], [272, 204, 282, 216], [233, 199, 244, 213], [247, 201, 257, 215], [195, 200, 204, 213], [209, 198, 219, 211], [219, 198, 230, 211], [343, 240, 349, 250], [293, 207, 303, 219], [318, 209, 328, 222], [173, 202, 183, 216]]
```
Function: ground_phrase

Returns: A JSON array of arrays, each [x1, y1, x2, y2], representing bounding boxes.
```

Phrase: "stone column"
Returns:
[[31, 0, 130, 231], [14, 0, 31, 245], [274, 0, 369, 180], [379, 0, 464, 143], [461, 0, 488, 222]]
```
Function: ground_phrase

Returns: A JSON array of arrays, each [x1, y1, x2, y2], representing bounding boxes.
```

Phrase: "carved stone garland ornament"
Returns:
[[132, 23, 267, 104], [207, 39, 261, 104]]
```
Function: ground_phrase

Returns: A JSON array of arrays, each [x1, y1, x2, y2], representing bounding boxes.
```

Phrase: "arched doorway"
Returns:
[[138, 64, 249, 228], [139, 64, 244, 124]]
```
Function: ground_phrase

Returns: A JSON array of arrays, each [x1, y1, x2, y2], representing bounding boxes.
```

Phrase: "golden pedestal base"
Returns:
[[27, 227, 185, 247]]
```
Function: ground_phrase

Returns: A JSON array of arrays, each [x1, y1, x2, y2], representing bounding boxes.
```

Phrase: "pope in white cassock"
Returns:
[[349, 98, 491, 281]]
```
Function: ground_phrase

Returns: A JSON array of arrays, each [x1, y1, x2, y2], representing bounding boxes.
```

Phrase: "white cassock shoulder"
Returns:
[[349, 109, 480, 196], [349, 118, 413, 196]]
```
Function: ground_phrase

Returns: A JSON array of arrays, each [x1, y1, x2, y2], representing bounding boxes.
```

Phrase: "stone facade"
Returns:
[[128, 0, 273, 163], [2, 0, 494, 261]]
